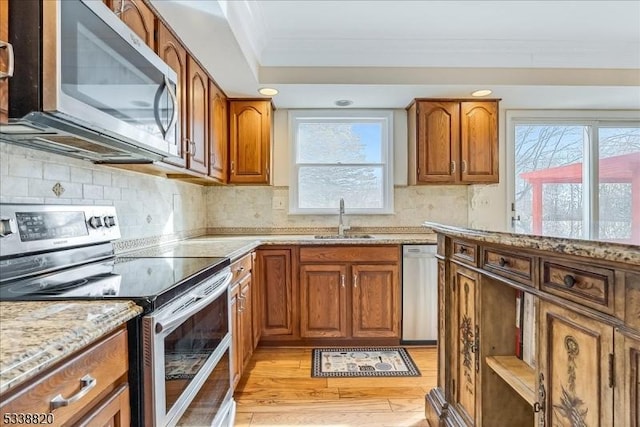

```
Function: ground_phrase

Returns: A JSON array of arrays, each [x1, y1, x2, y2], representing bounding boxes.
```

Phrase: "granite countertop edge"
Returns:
[[423, 222, 640, 265], [0, 301, 143, 395]]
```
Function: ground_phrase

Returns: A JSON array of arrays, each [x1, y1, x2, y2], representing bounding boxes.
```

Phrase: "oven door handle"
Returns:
[[155, 271, 232, 335]]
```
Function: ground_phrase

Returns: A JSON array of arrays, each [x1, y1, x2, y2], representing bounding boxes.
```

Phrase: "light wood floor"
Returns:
[[233, 346, 437, 427]]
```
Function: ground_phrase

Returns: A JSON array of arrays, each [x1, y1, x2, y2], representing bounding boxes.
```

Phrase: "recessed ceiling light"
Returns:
[[471, 89, 492, 97], [258, 87, 278, 96], [335, 99, 353, 107]]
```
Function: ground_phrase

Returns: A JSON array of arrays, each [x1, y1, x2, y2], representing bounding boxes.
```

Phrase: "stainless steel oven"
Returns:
[[0, 204, 236, 427], [142, 267, 233, 426]]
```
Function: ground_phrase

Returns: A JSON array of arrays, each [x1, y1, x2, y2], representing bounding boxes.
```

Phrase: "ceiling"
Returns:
[[152, 0, 640, 109]]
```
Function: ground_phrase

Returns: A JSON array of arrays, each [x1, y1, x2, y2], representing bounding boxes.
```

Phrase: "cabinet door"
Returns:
[[239, 274, 253, 369], [615, 332, 640, 427], [415, 101, 460, 183], [538, 300, 614, 427], [230, 284, 241, 389], [229, 100, 271, 184], [351, 264, 400, 338], [451, 264, 478, 425], [255, 248, 298, 339], [76, 384, 130, 427], [0, 0, 8, 124], [187, 57, 209, 174], [209, 82, 228, 182], [460, 101, 498, 183], [300, 264, 348, 338], [156, 23, 187, 166], [106, 0, 155, 49]]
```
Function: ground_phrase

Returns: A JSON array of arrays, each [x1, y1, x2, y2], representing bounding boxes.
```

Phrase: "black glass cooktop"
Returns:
[[0, 256, 230, 311]]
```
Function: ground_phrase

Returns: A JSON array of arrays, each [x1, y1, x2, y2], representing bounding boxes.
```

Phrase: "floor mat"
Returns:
[[311, 347, 421, 377]]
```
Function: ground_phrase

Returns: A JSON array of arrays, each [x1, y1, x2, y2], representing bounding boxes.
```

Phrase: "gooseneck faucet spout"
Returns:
[[338, 198, 350, 237]]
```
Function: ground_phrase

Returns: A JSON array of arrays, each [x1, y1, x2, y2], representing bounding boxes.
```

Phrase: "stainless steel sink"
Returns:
[[314, 234, 373, 239]]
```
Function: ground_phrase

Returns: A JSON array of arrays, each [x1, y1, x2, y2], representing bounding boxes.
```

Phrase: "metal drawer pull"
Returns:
[[340, 274, 345, 288], [458, 246, 467, 254], [563, 274, 576, 288], [498, 257, 508, 267], [353, 274, 358, 288], [50, 375, 97, 410]]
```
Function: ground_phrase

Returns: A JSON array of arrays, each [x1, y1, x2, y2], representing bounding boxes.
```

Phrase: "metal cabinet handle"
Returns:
[[451, 161, 456, 173], [0, 41, 14, 79], [353, 274, 358, 288], [231, 161, 235, 174], [50, 375, 97, 411], [458, 246, 467, 254], [340, 274, 345, 288], [462, 160, 467, 173], [498, 257, 508, 267]]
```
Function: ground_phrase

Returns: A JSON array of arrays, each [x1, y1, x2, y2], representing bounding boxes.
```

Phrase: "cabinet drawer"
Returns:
[[231, 252, 252, 282], [541, 259, 615, 314], [299, 246, 399, 263], [0, 328, 128, 425], [451, 240, 477, 266], [482, 248, 534, 285]]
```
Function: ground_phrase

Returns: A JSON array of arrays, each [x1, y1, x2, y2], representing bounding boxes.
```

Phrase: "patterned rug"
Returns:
[[311, 347, 421, 377]]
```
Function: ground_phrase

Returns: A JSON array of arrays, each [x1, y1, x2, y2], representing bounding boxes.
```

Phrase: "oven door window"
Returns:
[[163, 294, 228, 412], [176, 348, 232, 426]]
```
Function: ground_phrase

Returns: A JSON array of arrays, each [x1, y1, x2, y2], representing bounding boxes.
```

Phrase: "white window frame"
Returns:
[[506, 109, 640, 239], [289, 109, 394, 215]]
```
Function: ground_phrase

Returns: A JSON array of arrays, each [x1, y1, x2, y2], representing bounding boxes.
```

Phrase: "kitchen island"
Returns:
[[423, 222, 639, 427]]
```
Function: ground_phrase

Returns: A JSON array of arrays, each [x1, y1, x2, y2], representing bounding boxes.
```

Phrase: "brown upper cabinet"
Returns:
[[408, 99, 499, 184], [186, 57, 209, 175], [0, 0, 9, 124], [156, 22, 187, 167], [104, 0, 155, 49], [228, 100, 272, 184], [209, 82, 228, 183]]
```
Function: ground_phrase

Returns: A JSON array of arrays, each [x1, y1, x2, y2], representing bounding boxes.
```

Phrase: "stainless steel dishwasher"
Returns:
[[402, 244, 438, 344]]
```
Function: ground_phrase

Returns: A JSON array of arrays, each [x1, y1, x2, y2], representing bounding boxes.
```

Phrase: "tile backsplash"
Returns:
[[0, 143, 207, 240], [206, 185, 469, 229]]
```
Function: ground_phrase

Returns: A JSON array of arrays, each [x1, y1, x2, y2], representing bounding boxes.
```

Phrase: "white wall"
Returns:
[[0, 143, 207, 240]]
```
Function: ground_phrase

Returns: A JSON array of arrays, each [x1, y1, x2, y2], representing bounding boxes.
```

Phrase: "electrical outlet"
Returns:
[[272, 197, 286, 210]]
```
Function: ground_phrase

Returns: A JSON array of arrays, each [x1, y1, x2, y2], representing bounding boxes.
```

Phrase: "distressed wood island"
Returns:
[[424, 223, 639, 427]]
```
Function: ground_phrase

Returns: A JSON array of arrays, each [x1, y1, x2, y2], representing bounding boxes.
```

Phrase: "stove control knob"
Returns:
[[88, 216, 103, 229], [0, 217, 15, 237], [103, 216, 116, 228]]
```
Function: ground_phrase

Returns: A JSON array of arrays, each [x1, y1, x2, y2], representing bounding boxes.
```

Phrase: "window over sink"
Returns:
[[289, 110, 394, 214]]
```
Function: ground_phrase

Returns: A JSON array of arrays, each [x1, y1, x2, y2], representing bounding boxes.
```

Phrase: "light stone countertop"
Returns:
[[121, 233, 438, 261], [0, 301, 142, 394], [423, 222, 639, 266]]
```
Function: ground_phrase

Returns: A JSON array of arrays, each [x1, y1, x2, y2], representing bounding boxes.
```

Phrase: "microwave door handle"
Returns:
[[153, 75, 177, 139], [155, 271, 232, 334], [165, 75, 178, 139]]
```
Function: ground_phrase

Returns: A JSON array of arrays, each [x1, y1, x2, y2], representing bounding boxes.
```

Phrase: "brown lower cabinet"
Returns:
[[254, 245, 400, 345], [255, 247, 299, 342], [0, 327, 130, 426], [230, 252, 256, 389], [0, 0, 8, 124]]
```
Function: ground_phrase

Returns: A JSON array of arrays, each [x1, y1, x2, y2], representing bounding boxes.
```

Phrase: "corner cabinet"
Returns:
[[228, 100, 272, 184], [426, 229, 639, 427], [408, 99, 499, 184]]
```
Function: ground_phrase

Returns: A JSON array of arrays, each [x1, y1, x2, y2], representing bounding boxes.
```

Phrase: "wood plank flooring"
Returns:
[[233, 346, 436, 426]]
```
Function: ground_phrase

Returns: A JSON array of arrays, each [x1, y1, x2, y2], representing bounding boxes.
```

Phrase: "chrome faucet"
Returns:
[[338, 198, 350, 237]]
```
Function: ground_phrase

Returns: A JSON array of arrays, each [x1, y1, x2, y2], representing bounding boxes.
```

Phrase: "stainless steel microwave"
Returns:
[[1, 0, 183, 165]]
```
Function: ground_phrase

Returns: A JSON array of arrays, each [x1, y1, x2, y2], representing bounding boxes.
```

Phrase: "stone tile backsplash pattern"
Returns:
[[0, 143, 206, 240], [1, 142, 469, 242]]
